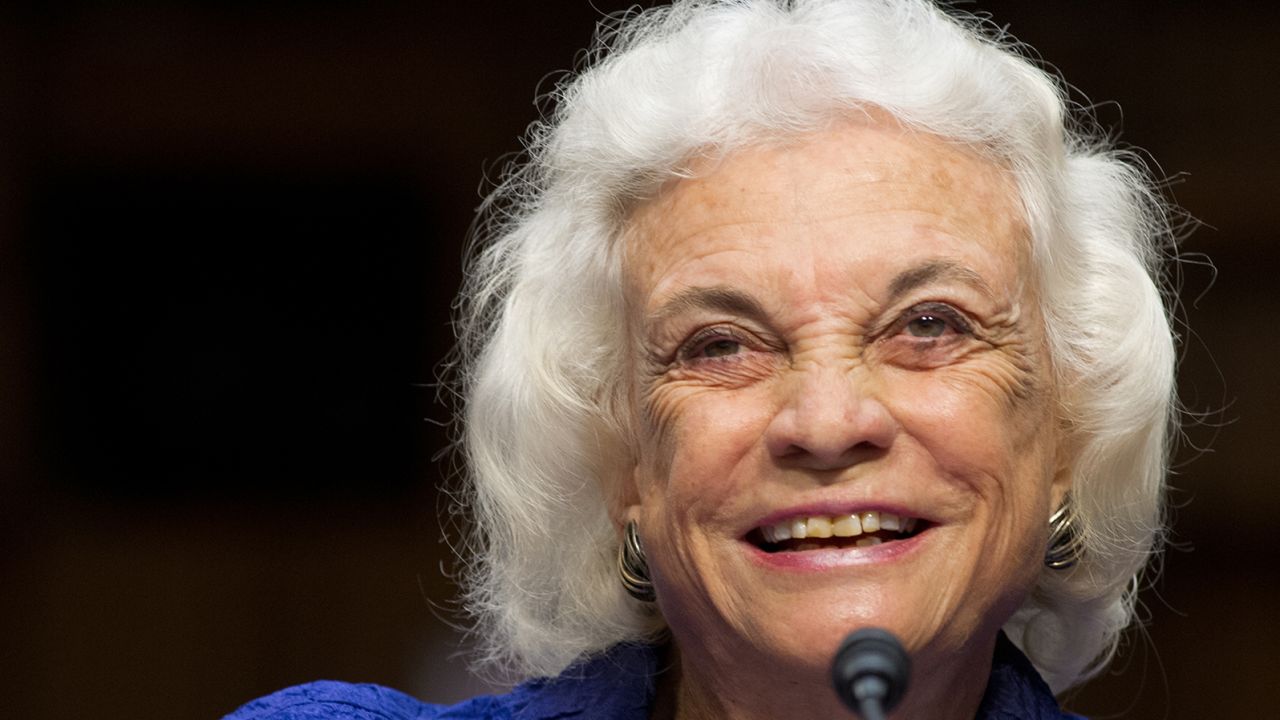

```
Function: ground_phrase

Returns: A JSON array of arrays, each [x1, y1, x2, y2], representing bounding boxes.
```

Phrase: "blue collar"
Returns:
[[976, 632, 1083, 719], [500, 633, 1079, 720], [501, 643, 657, 719]]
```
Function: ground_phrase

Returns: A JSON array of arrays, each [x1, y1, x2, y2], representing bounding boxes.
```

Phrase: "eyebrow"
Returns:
[[647, 285, 768, 329], [647, 260, 994, 329], [886, 259, 995, 302]]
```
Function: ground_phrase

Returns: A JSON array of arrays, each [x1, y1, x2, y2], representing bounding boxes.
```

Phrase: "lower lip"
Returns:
[[743, 529, 931, 571]]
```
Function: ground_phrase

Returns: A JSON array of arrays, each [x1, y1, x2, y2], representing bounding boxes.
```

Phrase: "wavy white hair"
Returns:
[[451, 0, 1177, 694]]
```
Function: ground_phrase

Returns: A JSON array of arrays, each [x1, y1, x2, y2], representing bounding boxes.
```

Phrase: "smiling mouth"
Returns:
[[747, 511, 929, 553]]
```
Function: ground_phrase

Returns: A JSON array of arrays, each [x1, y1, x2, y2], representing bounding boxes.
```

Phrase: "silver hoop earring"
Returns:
[[618, 520, 656, 602], [1045, 500, 1084, 570]]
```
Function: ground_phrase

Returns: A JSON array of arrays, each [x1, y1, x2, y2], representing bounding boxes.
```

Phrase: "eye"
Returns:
[[905, 314, 949, 338], [678, 327, 753, 363], [700, 338, 742, 358], [895, 303, 971, 340]]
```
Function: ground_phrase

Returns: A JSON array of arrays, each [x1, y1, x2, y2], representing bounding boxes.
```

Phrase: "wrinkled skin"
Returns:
[[618, 117, 1069, 720]]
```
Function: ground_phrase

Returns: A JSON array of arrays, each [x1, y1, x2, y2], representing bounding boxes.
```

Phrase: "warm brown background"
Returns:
[[1, 2, 1274, 718]]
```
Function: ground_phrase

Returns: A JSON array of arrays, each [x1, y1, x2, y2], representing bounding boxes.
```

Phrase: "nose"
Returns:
[[764, 363, 895, 471]]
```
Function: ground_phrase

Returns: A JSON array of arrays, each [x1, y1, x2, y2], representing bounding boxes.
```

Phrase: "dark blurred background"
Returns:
[[1, 2, 1274, 718]]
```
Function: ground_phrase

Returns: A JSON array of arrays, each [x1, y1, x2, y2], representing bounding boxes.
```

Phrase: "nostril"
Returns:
[[763, 387, 896, 469], [776, 443, 808, 460], [772, 439, 888, 471]]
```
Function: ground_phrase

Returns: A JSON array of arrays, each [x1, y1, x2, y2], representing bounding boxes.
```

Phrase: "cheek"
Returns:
[[637, 356, 781, 458], [636, 384, 774, 502], [887, 368, 1056, 605], [884, 364, 1057, 500]]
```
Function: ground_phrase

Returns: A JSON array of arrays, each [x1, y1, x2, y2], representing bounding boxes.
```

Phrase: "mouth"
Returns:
[[746, 511, 931, 553]]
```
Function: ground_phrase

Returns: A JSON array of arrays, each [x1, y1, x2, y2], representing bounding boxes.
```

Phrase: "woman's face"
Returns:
[[621, 119, 1068, 697]]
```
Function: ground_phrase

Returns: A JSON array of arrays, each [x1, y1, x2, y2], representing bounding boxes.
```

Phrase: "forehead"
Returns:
[[622, 118, 1030, 303]]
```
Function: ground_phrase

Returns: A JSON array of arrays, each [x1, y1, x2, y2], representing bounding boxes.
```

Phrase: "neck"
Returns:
[[655, 635, 996, 720]]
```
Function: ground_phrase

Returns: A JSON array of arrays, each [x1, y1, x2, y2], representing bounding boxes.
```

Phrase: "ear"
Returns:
[[1048, 421, 1075, 510], [607, 462, 643, 530], [1049, 462, 1072, 512]]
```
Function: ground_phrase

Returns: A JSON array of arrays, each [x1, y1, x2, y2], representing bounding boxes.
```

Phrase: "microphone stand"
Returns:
[[830, 627, 911, 720]]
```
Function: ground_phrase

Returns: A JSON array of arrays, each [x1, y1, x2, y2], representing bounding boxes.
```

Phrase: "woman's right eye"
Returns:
[[678, 329, 749, 363], [699, 338, 742, 358]]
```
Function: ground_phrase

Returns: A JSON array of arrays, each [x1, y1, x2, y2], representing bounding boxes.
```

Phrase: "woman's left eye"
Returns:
[[896, 303, 970, 339], [905, 314, 949, 338]]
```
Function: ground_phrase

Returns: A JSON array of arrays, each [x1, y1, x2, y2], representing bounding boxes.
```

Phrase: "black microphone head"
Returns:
[[831, 627, 911, 717]]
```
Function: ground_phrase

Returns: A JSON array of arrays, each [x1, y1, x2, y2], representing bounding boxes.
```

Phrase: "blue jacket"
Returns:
[[224, 633, 1083, 719]]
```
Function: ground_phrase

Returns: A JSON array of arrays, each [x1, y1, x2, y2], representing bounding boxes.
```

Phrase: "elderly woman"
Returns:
[[227, 1, 1176, 718]]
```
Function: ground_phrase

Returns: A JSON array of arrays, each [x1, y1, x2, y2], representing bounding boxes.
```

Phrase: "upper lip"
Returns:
[[745, 500, 934, 536]]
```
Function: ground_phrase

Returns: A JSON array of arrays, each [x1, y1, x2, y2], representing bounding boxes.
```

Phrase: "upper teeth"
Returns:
[[760, 511, 917, 543]]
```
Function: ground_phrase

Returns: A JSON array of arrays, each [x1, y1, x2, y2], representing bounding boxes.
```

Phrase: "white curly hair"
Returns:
[[451, 0, 1177, 694]]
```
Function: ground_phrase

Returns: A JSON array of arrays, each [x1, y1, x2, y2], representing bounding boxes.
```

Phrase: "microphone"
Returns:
[[830, 627, 911, 720]]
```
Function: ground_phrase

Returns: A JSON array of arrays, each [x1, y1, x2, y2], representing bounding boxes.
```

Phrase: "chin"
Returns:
[[715, 525, 1014, 665]]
